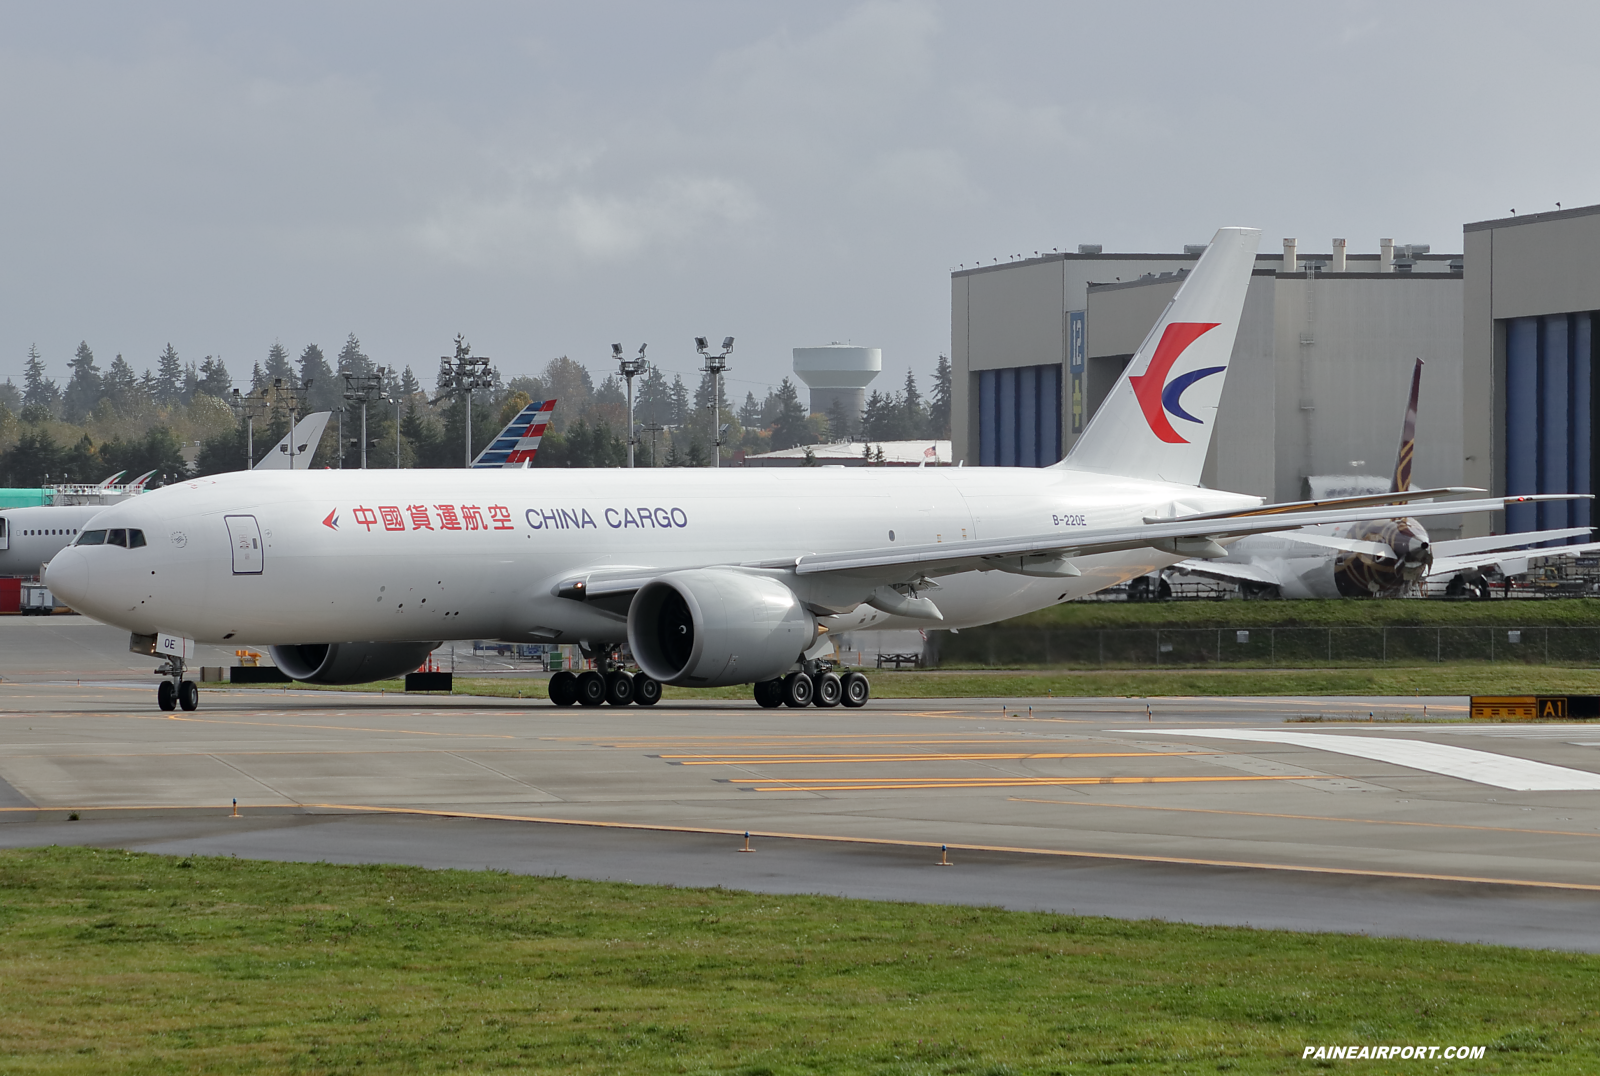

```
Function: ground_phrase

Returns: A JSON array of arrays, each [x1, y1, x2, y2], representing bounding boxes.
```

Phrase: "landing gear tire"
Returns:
[[782, 672, 813, 708], [576, 670, 607, 707], [812, 671, 842, 708], [604, 671, 635, 706], [633, 675, 662, 707], [753, 679, 784, 708], [548, 670, 579, 707], [178, 680, 199, 712], [840, 671, 870, 708], [157, 680, 177, 712]]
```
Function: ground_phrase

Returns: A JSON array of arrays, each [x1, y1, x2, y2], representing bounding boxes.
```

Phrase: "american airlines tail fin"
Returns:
[[252, 411, 332, 470], [1058, 226, 1261, 485], [472, 398, 557, 468], [1390, 359, 1423, 493]]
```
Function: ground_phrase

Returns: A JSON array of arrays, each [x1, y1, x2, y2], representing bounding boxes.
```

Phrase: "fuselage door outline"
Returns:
[[224, 514, 264, 575]]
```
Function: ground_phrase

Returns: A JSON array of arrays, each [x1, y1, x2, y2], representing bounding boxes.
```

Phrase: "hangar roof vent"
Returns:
[[1077, 244, 1102, 255]]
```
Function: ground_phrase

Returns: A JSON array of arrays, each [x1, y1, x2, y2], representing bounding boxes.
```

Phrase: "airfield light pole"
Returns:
[[639, 422, 664, 468], [697, 336, 734, 468], [228, 388, 269, 470], [342, 370, 387, 469], [436, 343, 495, 467], [271, 377, 313, 469], [614, 343, 649, 468]]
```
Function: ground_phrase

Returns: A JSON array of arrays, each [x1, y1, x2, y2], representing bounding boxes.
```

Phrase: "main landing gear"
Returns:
[[754, 667, 868, 709], [155, 657, 199, 712], [547, 647, 660, 708]]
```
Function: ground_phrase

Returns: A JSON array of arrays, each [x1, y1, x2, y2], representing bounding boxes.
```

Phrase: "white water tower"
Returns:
[[792, 345, 882, 418]]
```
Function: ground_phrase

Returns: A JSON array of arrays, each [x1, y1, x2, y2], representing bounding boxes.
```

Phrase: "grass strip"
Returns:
[[1002, 597, 1600, 630], [245, 664, 1600, 701], [0, 846, 1594, 1074]]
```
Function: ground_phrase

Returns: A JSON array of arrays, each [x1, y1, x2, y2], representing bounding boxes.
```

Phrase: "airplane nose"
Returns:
[[43, 548, 89, 606]]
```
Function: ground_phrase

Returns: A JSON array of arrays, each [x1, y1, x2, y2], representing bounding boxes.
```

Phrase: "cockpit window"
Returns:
[[106, 529, 127, 547], [77, 530, 107, 546], [128, 529, 146, 548]]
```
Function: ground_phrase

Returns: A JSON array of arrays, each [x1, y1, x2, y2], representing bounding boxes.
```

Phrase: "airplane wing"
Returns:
[[1430, 540, 1600, 581], [473, 399, 557, 468], [252, 411, 332, 470], [1430, 527, 1593, 559], [787, 494, 1581, 580]]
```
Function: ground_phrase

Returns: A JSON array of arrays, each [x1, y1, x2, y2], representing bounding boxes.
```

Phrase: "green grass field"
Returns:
[[0, 847, 1593, 1074], [1001, 597, 1600, 630]]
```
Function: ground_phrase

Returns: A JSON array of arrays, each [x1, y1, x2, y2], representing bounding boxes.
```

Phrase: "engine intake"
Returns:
[[269, 641, 441, 685], [628, 569, 814, 687]]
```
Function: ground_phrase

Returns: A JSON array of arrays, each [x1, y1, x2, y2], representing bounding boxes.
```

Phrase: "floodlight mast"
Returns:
[[227, 388, 269, 470], [436, 342, 496, 467], [615, 343, 649, 468], [697, 335, 734, 468], [270, 376, 313, 469], [341, 369, 387, 469]]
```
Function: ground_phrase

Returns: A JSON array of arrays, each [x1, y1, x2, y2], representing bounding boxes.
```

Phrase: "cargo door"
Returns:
[[224, 515, 264, 574]]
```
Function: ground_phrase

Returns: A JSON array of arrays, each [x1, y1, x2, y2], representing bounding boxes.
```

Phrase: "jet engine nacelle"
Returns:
[[269, 641, 441, 685], [627, 569, 815, 687]]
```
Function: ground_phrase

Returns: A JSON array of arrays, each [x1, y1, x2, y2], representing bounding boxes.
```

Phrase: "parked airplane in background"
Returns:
[[472, 399, 557, 468], [45, 227, 1577, 713], [1170, 360, 1597, 598]]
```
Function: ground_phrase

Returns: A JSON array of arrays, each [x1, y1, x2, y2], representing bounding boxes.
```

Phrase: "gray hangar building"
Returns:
[[951, 211, 1600, 541]]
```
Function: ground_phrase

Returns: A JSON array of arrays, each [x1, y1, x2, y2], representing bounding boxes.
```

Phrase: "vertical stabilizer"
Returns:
[[1390, 359, 1423, 493], [1058, 226, 1260, 484], [472, 399, 558, 468]]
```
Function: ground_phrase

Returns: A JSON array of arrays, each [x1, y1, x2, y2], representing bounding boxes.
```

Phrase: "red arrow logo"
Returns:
[[322, 509, 339, 530], [1128, 322, 1219, 443]]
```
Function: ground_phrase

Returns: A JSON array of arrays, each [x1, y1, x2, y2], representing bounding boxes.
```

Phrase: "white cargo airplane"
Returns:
[[45, 227, 1574, 713]]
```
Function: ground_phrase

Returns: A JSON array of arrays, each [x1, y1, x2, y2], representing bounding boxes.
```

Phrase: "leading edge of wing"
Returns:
[[790, 494, 1587, 578]]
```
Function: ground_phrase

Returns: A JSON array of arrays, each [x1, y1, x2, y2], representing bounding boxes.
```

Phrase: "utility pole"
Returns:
[[227, 388, 268, 470], [696, 335, 734, 468], [434, 338, 495, 467], [639, 422, 664, 468], [341, 370, 387, 469], [614, 343, 648, 468]]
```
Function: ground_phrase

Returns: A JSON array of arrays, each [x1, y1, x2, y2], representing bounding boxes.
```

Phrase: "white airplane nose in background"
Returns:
[[43, 549, 88, 607]]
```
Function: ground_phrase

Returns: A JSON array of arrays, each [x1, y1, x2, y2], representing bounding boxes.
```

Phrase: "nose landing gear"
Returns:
[[155, 658, 199, 711]]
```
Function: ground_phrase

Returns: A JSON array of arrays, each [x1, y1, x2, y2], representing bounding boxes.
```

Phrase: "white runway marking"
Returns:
[[1134, 729, 1600, 791]]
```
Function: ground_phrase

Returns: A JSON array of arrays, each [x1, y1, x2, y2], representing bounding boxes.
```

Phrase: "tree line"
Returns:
[[0, 338, 952, 485]]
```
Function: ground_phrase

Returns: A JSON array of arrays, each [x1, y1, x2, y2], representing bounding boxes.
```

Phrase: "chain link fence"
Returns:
[[933, 626, 1600, 668]]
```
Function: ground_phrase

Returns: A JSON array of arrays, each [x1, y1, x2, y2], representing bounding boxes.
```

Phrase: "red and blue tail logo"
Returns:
[[1127, 322, 1223, 444]]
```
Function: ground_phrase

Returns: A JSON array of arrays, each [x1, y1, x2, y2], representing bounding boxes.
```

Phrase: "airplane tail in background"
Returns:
[[472, 399, 557, 468], [1058, 225, 1260, 486], [1390, 359, 1423, 494], [252, 411, 332, 470]]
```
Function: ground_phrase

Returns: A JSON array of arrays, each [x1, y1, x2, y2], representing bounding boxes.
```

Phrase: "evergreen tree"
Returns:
[[336, 333, 373, 378], [901, 368, 925, 438], [929, 354, 952, 439], [100, 426, 187, 485], [105, 354, 142, 410], [737, 390, 761, 427], [297, 344, 338, 411], [769, 378, 810, 451], [22, 344, 58, 412], [60, 433, 102, 482], [860, 389, 892, 442], [1, 428, 63, 484], [686, 440, 707, 467], [539, 356, 595, 433], [400, 366, 421, 398], [181, 361, 200, 404], [263, 342, 293, 384], [154, 344, 184, 406], [63, 341, 104, 422], [636, 366, 670, 426], [195, 356, 232, 398], [0, 379, 20, 412], [668, 375, 690, 426]]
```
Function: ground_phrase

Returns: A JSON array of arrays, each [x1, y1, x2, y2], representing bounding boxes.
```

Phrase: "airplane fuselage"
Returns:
[[48, 467, 1259, 646]]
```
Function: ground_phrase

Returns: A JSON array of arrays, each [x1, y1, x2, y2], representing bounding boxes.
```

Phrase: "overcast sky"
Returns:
[[0, 1, 1592, 398]]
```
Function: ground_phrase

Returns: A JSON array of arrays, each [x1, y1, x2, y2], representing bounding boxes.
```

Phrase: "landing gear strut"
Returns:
[[547, 646, 659, 708], [155, 657, 199, 712]]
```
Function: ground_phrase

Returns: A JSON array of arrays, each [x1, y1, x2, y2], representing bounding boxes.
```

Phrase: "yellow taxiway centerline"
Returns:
[[737, 774, 1330, 792], [663, 751, 1215, 765]]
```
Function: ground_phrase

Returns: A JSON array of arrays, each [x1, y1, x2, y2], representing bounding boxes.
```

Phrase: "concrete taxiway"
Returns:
[[4, 617, 1600, 950]]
